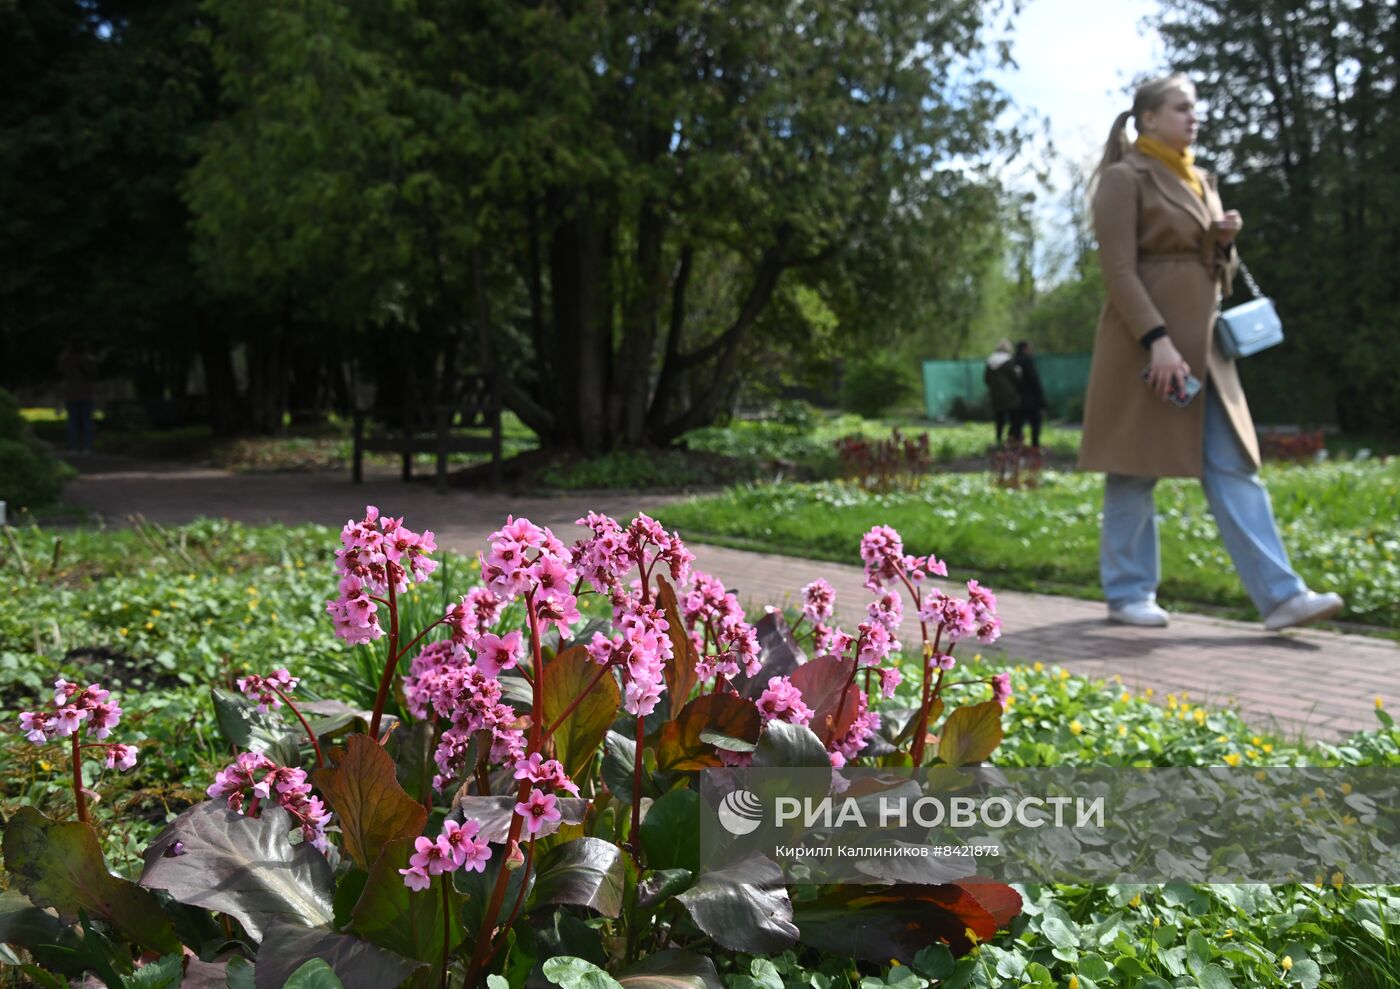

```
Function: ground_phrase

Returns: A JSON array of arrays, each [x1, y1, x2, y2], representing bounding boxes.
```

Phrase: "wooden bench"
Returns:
[[351, 376, 502, 492]]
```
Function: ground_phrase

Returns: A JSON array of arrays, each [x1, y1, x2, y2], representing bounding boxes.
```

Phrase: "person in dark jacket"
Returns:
[[1010, 340, 1046, 448], [983, 339, 1021, 444]]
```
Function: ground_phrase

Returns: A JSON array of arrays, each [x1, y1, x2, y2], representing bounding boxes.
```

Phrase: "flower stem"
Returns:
[[270, 684, 324, 768], [440, 873, 451, 989], [629, 712, 644, 865], [369, 581, 400, 740], [70, 732, 89, 824]]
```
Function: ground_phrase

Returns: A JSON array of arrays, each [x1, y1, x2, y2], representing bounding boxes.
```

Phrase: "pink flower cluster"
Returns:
[[236, 668, 298, 713], [801, 579, 835, 623], [756, 676, 813, 726], [206, 752, 332, 852], [18, 679, 136, 770], [917, 579, 1002, 659], [588, 603, 674, 716], [680, 571, 760, 685], [413, 655, 527, 791], [444, 587, 508, 650], [859, 525, 946, 593], [573, 513, 695, 603], [399, 819, 491, 890], [991, 672, 1013, 709], [829, 693, 882, 768], [326, 507, 438, 644]]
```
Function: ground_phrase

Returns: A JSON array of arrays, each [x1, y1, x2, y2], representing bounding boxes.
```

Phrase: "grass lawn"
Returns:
[[655, 460, 1400, 629]]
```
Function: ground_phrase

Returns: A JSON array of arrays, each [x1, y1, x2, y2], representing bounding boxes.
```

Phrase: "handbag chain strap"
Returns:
[[1235, 258, 1265, 299]]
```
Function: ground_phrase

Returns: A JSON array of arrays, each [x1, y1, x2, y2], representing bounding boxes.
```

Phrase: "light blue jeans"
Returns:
[[1100, 383, 1307, 615]]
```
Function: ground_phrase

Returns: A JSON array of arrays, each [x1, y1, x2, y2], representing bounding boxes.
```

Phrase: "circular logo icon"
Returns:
[[717, 788, 764, 836]]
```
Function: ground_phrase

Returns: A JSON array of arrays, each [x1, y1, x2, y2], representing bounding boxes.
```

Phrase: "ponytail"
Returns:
[[1091, 110, 1134, 189], [1088, 74, 1195, 210]]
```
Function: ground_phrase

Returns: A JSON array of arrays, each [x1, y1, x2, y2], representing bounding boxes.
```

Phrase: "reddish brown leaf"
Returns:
[[313, 733, 427, 871], [541, 645, 620, 782], [656, 693, 761, 771], [788, 655, 859, 745], [794, 881, 1022, 962], [656, 578, 700, 719]]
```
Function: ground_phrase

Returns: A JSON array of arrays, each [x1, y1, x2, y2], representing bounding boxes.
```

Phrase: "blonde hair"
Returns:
[[1091, 74, 1196, 191]]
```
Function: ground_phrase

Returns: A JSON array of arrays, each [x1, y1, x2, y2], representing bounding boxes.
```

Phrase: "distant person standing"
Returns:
[[1010, 340, 1046, 449], [59, 340, 98, 453], [983, 339, 1021, 445]]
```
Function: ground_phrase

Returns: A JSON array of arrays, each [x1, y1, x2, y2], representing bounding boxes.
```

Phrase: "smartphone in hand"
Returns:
[[1141, 364, 1202, 408]]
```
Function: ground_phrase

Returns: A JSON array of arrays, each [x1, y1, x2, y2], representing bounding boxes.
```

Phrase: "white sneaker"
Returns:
[[1263, 590, 1344, 631], [1108, 600, 1170, 627]]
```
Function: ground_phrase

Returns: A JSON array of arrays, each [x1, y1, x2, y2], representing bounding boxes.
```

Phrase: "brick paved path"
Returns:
[[63, 455, 1398, 740]]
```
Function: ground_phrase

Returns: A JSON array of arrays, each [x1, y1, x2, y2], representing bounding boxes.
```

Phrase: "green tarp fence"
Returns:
[[921, 353, 1093, 420]]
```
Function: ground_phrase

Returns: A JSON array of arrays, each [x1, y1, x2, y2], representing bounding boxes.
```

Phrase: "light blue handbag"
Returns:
[[1216, 260, 1284, 360]]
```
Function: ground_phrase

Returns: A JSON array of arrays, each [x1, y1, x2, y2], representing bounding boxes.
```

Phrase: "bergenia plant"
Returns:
[[18, 677, 137, 823], [3, 505, 1024, 989]]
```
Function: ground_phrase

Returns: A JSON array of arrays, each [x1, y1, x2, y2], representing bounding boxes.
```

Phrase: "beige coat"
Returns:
[[1078, 149, 1258, 478]]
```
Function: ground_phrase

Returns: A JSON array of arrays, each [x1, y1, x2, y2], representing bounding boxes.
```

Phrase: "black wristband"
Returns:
[[1140, 326, 1168, 349]]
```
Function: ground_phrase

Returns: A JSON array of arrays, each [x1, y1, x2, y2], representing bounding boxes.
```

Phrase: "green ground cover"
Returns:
[[2, 521, 1398, 986], [656, 460, 1400, 629]]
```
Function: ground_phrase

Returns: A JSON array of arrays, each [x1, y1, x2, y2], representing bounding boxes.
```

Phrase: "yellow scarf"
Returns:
[[1135, 135, 1204, 199]]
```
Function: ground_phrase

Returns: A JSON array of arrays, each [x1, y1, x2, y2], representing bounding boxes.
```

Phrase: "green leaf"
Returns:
[[124, 954, 183, 989], [529, 837, 626, 918], [936, 702, 1004, 767], [488, 977, 511, 989], [1198, 963, 1236, 989], [542, 645, 621, 782], [1287, 959, 1322, 988], [616, 950, 724, 989], [226, 956, 255, 989], [2, 807, 179, 955], [313, 733, 428, 872], [254, 924, 424, 989], [637, 869, 693, 909], [911, 944, 955, 979], [212, 686, 302, 766], [751, 719, 830, 769], [0, 889, 85, 976], [1185, 929, 1212, 976], [1040, 915, 1078, 950], [675, 855, 797, 954], [349, 838, 463, 985], [283, 958, 348, 989], [542, 956, 625, 989], [140, 801, 333, 942], [603, 730, 643, 804], [1078, 953, 1112, 980], [640, 789, 700, 873]]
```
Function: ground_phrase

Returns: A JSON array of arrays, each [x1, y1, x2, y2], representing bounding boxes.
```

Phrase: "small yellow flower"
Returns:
[[1216, 734, 1230, 743], [150, 608, 161, 617], [974, 654, 982, 662], [1144, 687, 1155, 698], [1029, 694, 1039, 704], [1033, 661, 1045, 673], [964, 927, 980, 945], [1223, 928, 1233, 938], [1069, 720, 1083, 736], [246, 585, 258, 595], [1281, 956, 1294, 972], [1314, 787, 1326, 800], [1113, 674, 1123, 684], [38, 760, 51, 771], [1341, 782, 1353, 795], [1068, 977, 1080, 989], [1118, 725, 1128, 737], [1245, 748, 1258, 760], [1128, 893, 1142, 908], [1152, 915, 1161, 928], [1377, 696, 1385, 709], [1342, 814, 1358, 827], [1251, 735, 1263, 746], [1314, 873, 1325, 887], [1059, 668, 1071, 681], [1300, 794, 1312, 808], [1223, 753, 1241, 767], [1254, 771, 1267, 782], [118, 627, 129, 637], [144, 622, 154, 631], [1193, 708, 1206, 725], [1262, 743, 1273, 754], [1167, 694, 1178, 709], [1181, 692, 1190, 702], [1120, 690, 1132, 703], [1331, 871, 1344, 889]]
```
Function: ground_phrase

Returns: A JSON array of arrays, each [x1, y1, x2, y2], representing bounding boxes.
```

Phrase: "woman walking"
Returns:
[[1078, 73, 1342, 631]]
